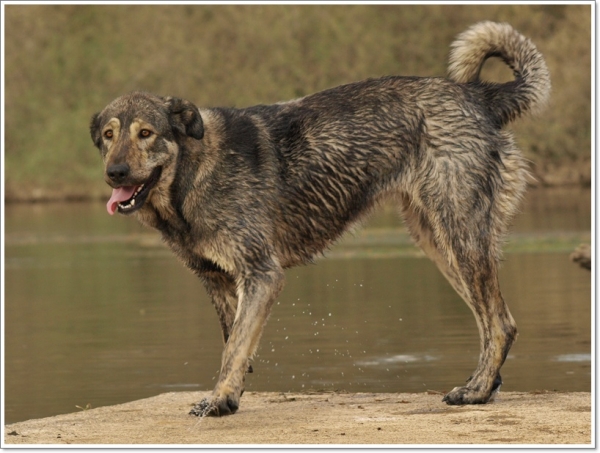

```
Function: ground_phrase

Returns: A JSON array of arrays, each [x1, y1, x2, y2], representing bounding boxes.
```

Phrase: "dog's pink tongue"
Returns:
[[107, 186, 136, 215]]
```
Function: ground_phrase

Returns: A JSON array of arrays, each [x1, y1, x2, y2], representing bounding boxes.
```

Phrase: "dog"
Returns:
[[90, 21, 550, 417]]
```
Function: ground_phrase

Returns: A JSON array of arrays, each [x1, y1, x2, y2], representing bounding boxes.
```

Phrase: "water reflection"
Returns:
[[4, 188, 591, 424], [554, 354, 592, 362], [356, 354, 439, 366]]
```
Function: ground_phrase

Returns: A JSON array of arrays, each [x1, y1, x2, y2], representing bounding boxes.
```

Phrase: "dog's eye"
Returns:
[[139, 129, 153, 138], [104, 130, 113, 139]]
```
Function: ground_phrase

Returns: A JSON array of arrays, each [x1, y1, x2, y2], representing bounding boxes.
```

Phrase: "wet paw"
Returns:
[[442, 374, 502, 405], [189, 396, 239, 417], [442, 386, 488, 405]]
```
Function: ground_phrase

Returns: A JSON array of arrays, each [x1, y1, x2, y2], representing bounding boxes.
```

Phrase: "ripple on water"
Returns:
[[356, 354, 438, 367], [553, 354, 591, 362]]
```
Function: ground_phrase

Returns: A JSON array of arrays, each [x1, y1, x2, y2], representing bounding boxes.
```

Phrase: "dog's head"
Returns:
[[90, 91, 204, 215]]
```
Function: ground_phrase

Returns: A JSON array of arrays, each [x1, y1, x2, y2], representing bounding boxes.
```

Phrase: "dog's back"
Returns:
[[223, 21, 551, 266]]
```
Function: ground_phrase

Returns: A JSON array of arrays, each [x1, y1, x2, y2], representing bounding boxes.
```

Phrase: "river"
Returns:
[[4, 187, 591, 424]]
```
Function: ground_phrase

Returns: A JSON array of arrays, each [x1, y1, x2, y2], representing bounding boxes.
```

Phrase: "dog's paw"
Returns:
[[442, 374, 502, 405], [442, 386, 489, 405], [189, 396, 239, 417]]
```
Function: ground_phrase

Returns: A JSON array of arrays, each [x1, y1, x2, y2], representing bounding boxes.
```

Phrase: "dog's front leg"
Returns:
[[191, 265, 285, 417], [201, 270, 238, 345]]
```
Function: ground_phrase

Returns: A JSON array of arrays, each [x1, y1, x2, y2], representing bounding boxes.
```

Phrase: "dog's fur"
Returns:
[[90, 22, 550, 417]]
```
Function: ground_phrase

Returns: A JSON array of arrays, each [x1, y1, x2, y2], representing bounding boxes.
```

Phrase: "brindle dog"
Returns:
[[90, 22, 550, 417]]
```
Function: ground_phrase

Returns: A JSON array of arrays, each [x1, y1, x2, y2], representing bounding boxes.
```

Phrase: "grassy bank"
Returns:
[[4, 4, 592, 202]]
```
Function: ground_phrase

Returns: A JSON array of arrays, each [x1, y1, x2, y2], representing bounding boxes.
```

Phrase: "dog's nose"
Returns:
[[106, 163, 130, 184]]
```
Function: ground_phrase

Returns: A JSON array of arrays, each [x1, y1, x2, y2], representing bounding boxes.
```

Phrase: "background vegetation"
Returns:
[[4, 4, 592, 201]]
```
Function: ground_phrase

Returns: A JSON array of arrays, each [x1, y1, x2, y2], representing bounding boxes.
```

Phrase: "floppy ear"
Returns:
[[90, 112, 103, 148], [164, 97, 204, 140]]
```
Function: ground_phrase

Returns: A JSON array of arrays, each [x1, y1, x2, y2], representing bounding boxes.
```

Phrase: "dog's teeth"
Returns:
[[130, 199, 135, 206]]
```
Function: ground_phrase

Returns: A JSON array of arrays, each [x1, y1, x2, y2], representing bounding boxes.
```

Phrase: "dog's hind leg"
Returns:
[[399, 192, 517, 404]]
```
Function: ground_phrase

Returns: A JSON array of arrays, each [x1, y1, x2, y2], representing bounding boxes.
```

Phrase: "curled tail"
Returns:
[[448, 21, 551, 126]]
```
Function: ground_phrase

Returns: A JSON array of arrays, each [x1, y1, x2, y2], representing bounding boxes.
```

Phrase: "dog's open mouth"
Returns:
[[106, 167, 162, 215]]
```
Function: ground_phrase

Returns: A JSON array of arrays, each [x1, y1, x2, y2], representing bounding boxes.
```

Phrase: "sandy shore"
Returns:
[[4, 391, 592, 446]]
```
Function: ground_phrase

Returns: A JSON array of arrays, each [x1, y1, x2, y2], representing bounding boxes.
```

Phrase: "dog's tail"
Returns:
[[447, 21, 550, 126]]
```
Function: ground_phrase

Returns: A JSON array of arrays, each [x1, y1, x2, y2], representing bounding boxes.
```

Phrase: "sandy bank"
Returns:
[[3, 391, 592, 446]]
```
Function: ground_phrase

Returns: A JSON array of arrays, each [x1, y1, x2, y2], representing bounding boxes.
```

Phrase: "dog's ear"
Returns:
[[90, 112, 102, 148], [164, 97, 204, 140]]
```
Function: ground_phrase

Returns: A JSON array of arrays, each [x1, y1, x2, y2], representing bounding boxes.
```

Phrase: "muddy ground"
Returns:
[[3, 390, 592, 446]]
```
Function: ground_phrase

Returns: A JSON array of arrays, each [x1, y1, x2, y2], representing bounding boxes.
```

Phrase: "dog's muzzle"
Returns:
[[106, 166, 162, 215]]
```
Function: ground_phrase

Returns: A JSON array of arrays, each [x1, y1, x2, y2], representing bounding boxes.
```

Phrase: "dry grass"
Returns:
[[3, 4, 592, 201]]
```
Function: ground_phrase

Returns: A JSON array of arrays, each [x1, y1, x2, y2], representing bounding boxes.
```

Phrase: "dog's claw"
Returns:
[[189, 399, 214, 417], [189, 396, 239, 417]]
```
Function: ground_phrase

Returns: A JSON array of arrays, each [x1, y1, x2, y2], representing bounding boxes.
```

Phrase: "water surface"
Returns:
[[4, 188, 592, 424]]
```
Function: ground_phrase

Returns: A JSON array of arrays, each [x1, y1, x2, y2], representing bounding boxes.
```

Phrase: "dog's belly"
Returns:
[[275, 183, 393, 268]]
